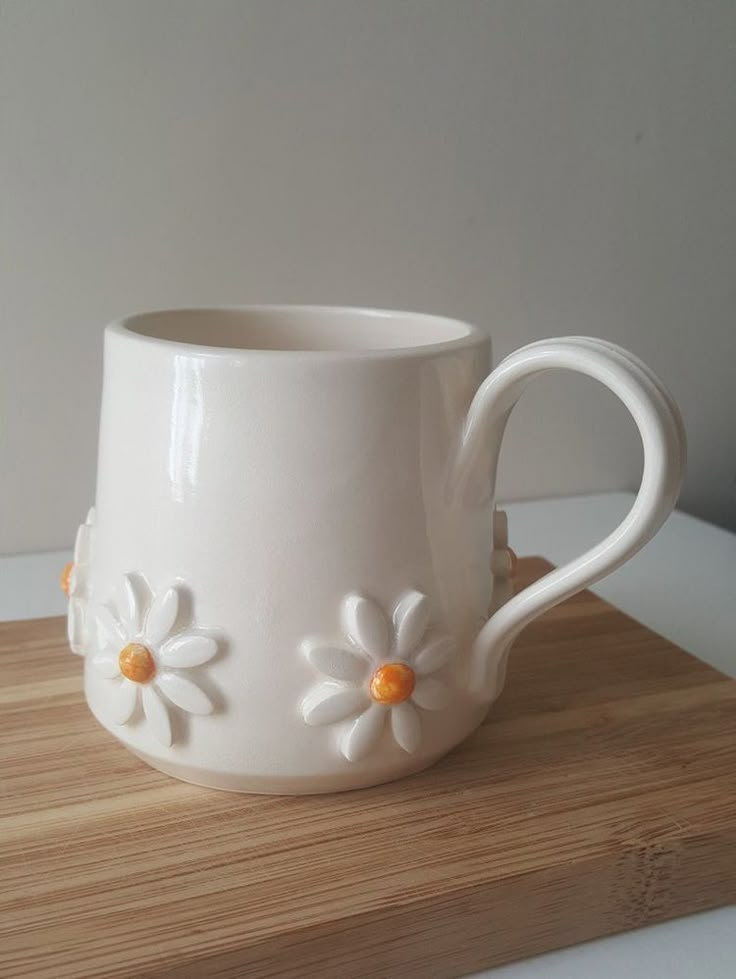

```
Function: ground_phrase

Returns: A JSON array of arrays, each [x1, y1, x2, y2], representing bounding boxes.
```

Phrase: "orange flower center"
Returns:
[[369, 662, 416, 705], [118, 643, 156, 684], [60, 561, 74, 597]]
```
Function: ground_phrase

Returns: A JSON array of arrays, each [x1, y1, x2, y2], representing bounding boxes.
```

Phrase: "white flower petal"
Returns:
[[412, 676, 451, 711], [118, 574, 142, 636], [390, 701, 421, 754], [95, 605, 125, 647], [91, 653, 120, 679], [161, 635, 218, 668], [156, 673, 213, 715], [108, 678, 138, 724], [341, 594, 388, 659], [86, 506, 96, 525], [68, 563, 81, 597], [413, 636, 456, 676], [393, 590, 430, 658], [142, 685, 172, 746], [68, 599, 85, 656], [305, 643, 370, 681], [301, 685, 368, 726], [145, 586, 180, 645], [73, 522, 90, 564], [341, 704, 386, 762]]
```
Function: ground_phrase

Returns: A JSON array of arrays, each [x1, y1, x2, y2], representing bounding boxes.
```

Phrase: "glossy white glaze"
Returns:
[[457, 337, 686, 699], [78, 306, 685, 793]]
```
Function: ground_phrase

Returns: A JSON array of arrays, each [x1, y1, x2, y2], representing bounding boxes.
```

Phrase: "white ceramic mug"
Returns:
[[68, 306, 685, 793]]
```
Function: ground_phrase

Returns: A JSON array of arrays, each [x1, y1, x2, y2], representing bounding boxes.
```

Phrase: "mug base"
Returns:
[[130, 747, 456, 795]]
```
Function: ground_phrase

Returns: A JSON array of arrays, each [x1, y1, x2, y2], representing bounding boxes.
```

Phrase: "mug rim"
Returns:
[[106, 304, 490, 361]]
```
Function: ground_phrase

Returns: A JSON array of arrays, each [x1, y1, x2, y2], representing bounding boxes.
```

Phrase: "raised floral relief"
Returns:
[[488, 508, 517, 614], [90, 574, 218, 747], [62, 506, 96, 656], [301, 590, 456, 762]]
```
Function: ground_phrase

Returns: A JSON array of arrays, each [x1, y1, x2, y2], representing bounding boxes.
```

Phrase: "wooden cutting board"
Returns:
[[2, 557, 735, 979]]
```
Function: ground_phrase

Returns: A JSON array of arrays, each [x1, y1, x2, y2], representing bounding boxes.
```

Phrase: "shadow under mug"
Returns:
[[65, 306, 686, 793]]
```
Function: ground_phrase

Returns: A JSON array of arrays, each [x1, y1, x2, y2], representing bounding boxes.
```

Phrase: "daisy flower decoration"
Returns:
[[90, 574, 219, 747], [489, 508, 517, 615], [301, 590, 456, 762], [61, 506, 96, 656]]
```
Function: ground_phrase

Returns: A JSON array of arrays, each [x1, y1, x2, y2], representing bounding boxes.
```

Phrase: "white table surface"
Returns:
[[2, 492, 734, 978]]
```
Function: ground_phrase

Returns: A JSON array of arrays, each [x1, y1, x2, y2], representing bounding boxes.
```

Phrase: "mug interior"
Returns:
[[120, 306, 476, 353]]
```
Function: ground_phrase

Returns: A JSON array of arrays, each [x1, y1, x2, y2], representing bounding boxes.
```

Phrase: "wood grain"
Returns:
[[1, 558, 735, 978]]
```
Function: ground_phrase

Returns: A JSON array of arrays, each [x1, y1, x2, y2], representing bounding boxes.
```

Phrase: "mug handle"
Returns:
[[449, 336, 687, 701]]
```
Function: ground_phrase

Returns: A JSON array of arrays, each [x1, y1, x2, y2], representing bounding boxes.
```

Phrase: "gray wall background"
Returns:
[[2, 0, 735, 554]]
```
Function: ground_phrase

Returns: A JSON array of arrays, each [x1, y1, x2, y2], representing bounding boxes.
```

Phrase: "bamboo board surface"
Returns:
[[2, 557, 735, 978]]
